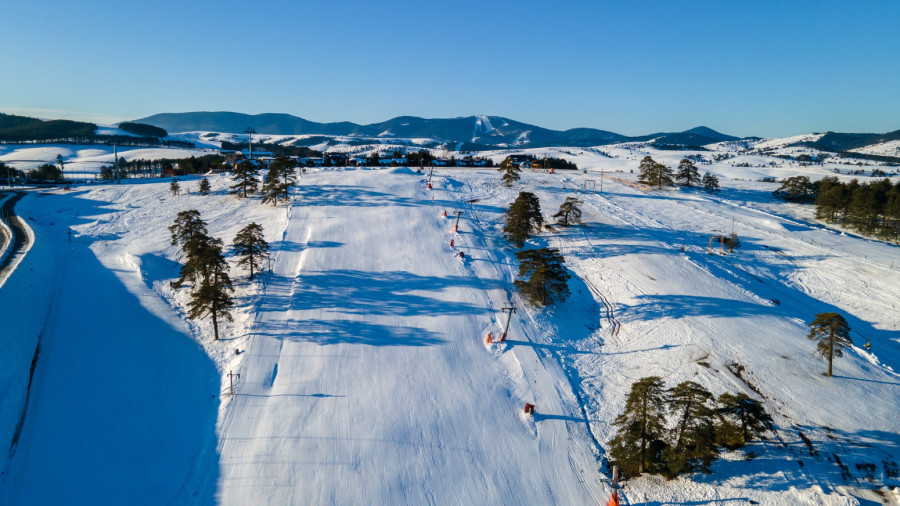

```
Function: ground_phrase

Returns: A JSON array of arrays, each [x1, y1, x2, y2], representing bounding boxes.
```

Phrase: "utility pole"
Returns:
[[500, 305, 517, 341], [228, 370, 240, 396], [244, 127, 256, 161], [453, 210, 463, 232]]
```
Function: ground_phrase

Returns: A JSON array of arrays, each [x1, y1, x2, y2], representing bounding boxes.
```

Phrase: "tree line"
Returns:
[[638, 156, 719, 192], [0, 113, 188, 148], [774, 175, 900, 241]]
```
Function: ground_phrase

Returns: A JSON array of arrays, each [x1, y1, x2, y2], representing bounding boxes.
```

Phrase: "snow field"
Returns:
[[211, 167, 606, 504], [0, 136, 898, 504]]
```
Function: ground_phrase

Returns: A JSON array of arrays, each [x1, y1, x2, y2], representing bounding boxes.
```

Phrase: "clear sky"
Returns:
[[2, 0, 898, 138]]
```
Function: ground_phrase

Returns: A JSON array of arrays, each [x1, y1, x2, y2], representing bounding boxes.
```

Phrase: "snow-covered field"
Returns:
[[0, 144, 215, 180], [1, 140, 899, 504]]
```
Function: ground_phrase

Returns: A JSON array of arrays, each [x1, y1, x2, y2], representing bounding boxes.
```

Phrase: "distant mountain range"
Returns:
[[135, 112, 742, 149]]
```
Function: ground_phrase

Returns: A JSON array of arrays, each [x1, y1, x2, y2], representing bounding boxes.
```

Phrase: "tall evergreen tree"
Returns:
[[504, 191, 543, 247], [169, 178, 180, 196], [662, 381, 718, 475], [815, 176, 845, 222], [260, 163, 283, 205], [702, 172, 720, 193], [715, 393, 772, 449], [608, 376, 669, 477], [513, 248, 571, 306], [885, 181, 900, 240], [277, 157, 297, 200], [172, 232, 221, 288], [807, 312, 852, 377], [233, 222, 270, 280], [638, 156, 674, 189], [261, 157, 297, 205], [498, 157, 522, 187], [169, 209, 208, 248], [230, 160, 259, 198], [198, 177, 211, 195], [185, 240, 234, 341], [553, 196, 583, 227], [675, 159, 701, 187]]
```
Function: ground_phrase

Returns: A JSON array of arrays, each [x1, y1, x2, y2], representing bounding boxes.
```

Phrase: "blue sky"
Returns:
[[2, 0, 898, 137]]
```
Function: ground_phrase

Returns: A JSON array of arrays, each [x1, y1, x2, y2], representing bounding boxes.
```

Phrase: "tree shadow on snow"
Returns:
[[254, 318, 445, 347], [260, 270, 501, 318]]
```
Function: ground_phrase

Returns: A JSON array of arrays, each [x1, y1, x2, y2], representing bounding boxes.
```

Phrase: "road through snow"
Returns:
[[213, 168, 606, 504]]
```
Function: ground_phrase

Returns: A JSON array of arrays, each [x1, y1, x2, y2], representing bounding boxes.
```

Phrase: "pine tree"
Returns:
[[662, 381, 718, 475], [260, 163, 283, 206], [278, 157, 297, 200], [169, 178, 180, 196], [504, 191, 543, 247], [715, 393, 772, 449], [233, 222, 270, 280], [608, 376, 669, 477], [198, 177, 211, 195], [553, 196, 583, 227], [773, 175, 816, 202], [514, 248, 571, 306], [498, 158, 521, 187], [230, 160, 259, 198], [638, 156, 674, 189], [807, 312, 852, 377], [260, 157, 297, 205], [675, 159, 701, 187], [172, 232, 221, 288], [169, 209, 208, 247], [815, 176, 845, 222], [185, 239, 233, 341], [885, 181, 900, 241], [702, 172, 719, 193]]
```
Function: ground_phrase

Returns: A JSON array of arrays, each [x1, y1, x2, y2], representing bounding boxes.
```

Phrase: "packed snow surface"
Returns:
[[1, 140, 899, 505]]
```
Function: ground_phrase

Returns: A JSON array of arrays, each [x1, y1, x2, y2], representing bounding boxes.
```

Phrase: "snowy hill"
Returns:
[[1, 142, 899, 504]]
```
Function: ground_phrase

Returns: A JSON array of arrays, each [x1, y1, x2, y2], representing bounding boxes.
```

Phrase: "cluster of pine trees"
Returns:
[[169, 210, 270, 340], [608, 377, 771, 479], [638, 156, 719, 193], [814, 177, 900, 241], [502, 190, 573, 306], [228, 157, 298, 205]]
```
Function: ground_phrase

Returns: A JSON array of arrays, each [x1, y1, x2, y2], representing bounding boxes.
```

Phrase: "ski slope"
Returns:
[[210, 167, 606, 504]]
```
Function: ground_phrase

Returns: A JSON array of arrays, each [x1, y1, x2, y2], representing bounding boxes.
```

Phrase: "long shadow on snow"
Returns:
[[294, 184, 422, 208], [559, 221, 833, 261], [619, 294, 772, 321], [693, 248, 900, 372], [5, 190, 220, 505], [269, 239, 343, 252], [254, 318, 445, 347], [260, 269, 500, 317], [685, 427, 900, 499]]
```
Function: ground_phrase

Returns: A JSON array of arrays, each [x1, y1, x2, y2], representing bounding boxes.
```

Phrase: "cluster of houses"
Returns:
[[223, 148, 492, 169]]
